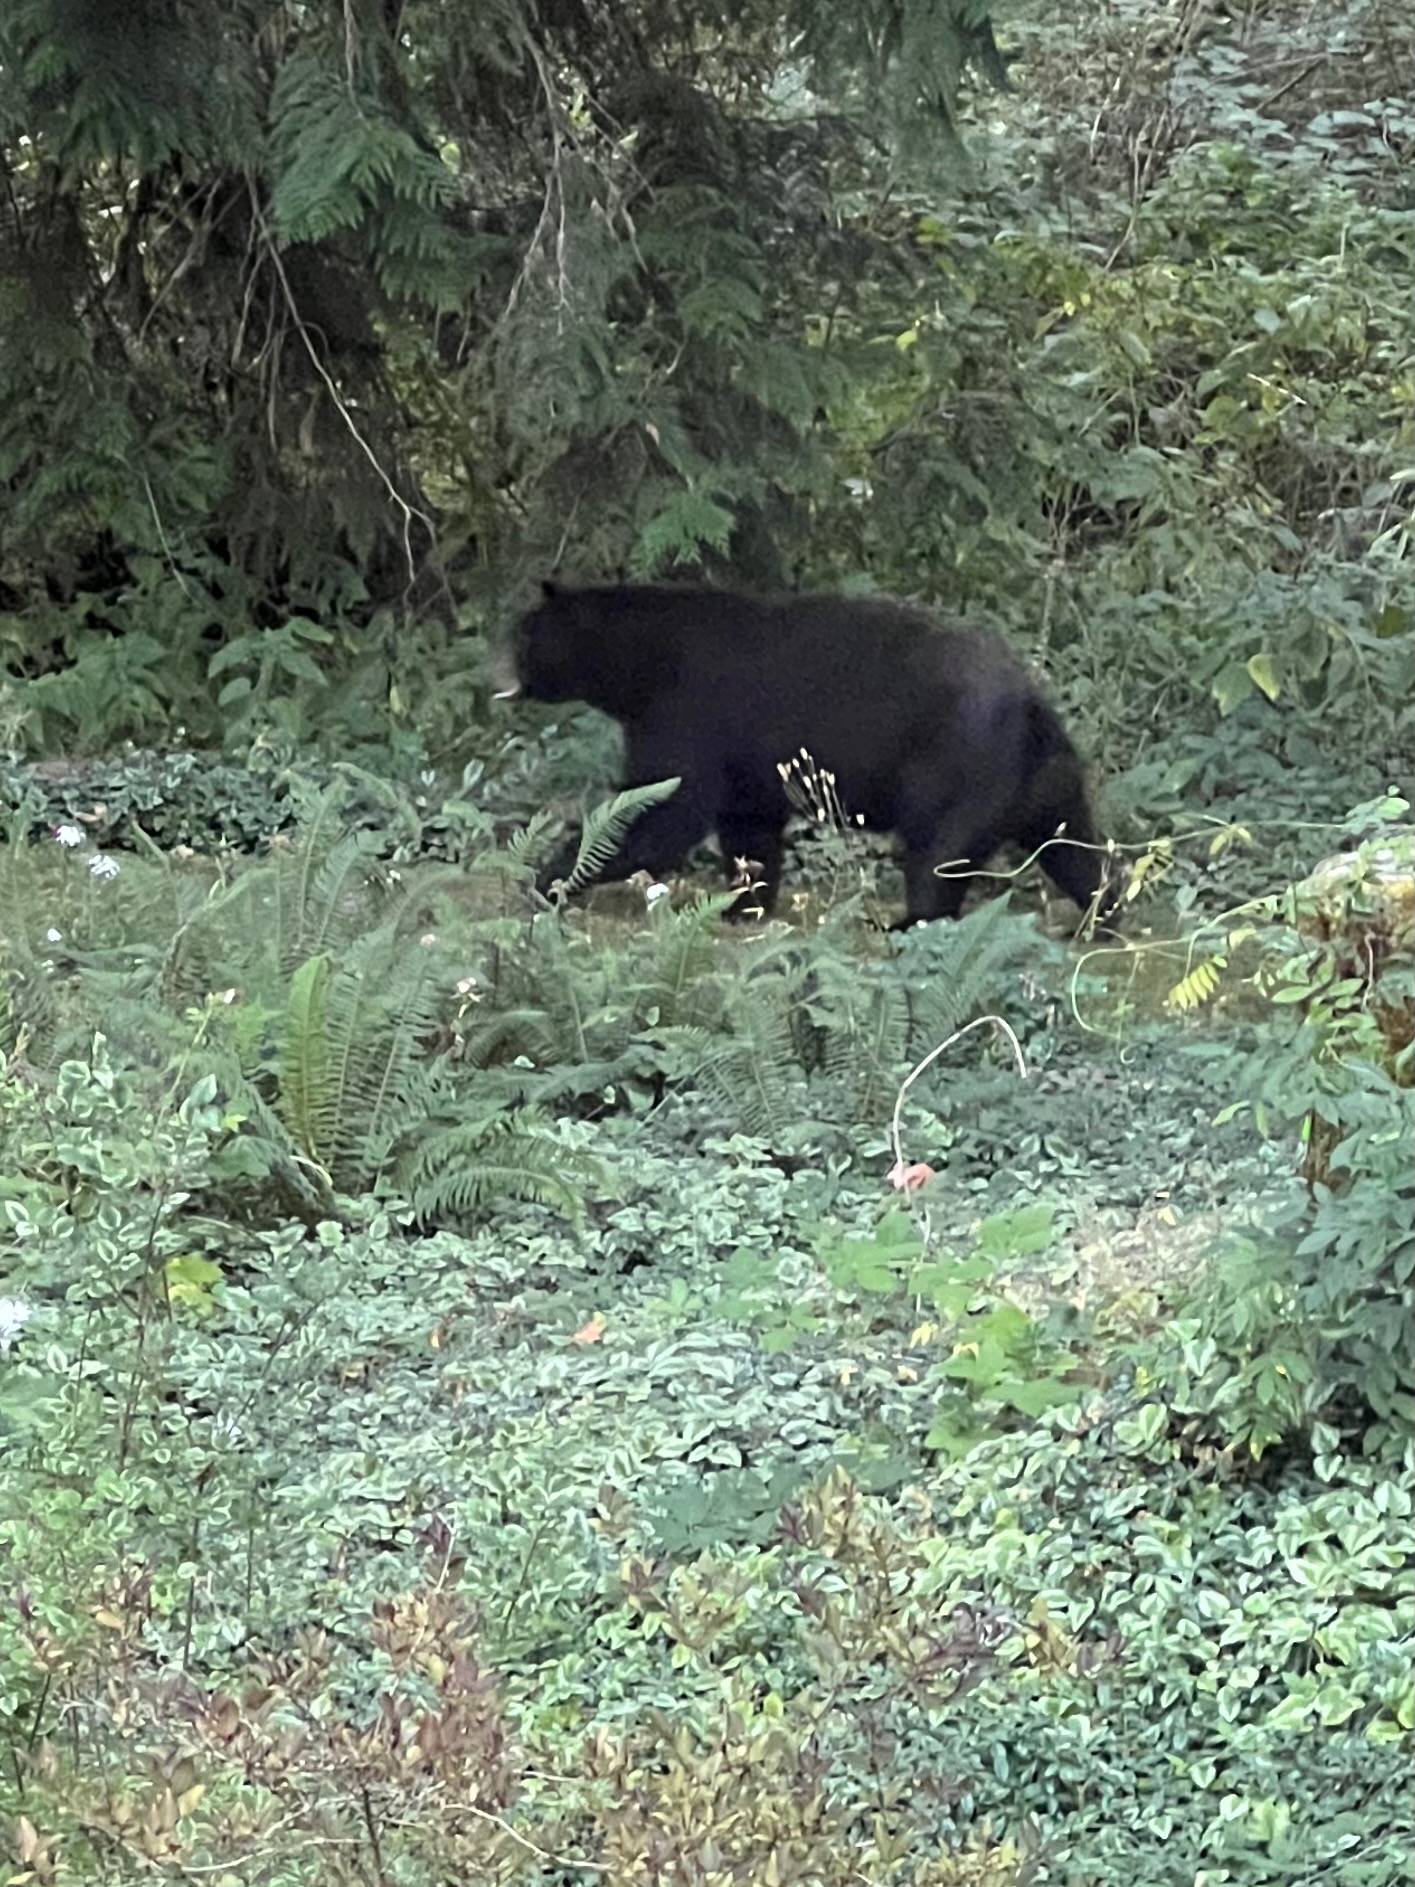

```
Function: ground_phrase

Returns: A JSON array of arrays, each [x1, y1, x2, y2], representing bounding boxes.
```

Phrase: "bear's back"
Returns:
[[614, 585, 1025, 695]]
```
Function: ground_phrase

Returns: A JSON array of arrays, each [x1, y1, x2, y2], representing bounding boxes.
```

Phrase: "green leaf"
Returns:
[[1212, 662, 1254, 714], [280, 954, 333, 1166], [276, 649, 328, 687], [1115, 328, 1152, 368], [1115, 1401, 1170, 1453], [164, 1254, 224, 1316], [991, 1376, 1081, 1417], [978, 1205, 1055, 1259], [1246, 651, 1281, 702]]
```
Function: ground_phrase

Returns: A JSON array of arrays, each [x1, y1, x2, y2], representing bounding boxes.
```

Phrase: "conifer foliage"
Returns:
[[0, 0, 998, 738]]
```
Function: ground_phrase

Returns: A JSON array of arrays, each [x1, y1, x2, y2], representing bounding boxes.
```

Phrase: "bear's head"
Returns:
[[497, 579, 594, 705], [499, 580, 669, 719], [498, 577, 686, 717]]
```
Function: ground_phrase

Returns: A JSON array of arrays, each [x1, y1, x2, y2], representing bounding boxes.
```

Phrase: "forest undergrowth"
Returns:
[[3, 0, 1415, 1879]]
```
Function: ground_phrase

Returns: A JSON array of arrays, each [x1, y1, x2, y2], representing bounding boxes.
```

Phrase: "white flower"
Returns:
[[645, 882, 670, 907], [0, 1298, 32, 1351], [54, 824, 82, 848], [419, 769, 436, 786], [88, 854, 120, 880], [44, 928, 63, 944]]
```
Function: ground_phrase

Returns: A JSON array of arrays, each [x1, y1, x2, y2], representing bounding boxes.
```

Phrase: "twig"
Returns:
[[249, 183, 432, 590], [1257, 56, 1328, 114]]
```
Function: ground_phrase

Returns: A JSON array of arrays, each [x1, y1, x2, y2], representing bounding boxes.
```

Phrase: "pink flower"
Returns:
[[887, 1161, 937, 1193]]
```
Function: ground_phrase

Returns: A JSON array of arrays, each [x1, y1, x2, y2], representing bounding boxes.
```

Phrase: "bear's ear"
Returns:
[[540, 577, 561, 600]]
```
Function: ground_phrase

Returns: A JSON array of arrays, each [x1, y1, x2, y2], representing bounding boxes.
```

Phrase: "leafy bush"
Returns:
[[0, 749, 316, 852], [4, 1150, 1412, 1882], [1133, 806, 1415, 1455]]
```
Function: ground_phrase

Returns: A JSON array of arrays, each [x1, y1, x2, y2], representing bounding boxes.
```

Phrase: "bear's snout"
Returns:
[[488, 642, 522, 700]]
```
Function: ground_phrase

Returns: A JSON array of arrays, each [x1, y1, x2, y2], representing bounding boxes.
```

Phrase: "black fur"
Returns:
[[510, 580, 1118, 930]]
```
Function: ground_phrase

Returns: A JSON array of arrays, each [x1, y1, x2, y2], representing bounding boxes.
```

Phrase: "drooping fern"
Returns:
[[816, 965, 913, 1123], [273, 809, 388, 980], [711, 977, 811, 1143], [895, 895, 1032, 1054], [142, 782, 449, 1007], [628, 892, 736, 1030], [267, 52, 471, 307], [272, 928, 447, 1188], [630, 486, 737, 576], [650, 898, 1036, 1140], [459, 922, 651, 1107], [397, 1114, 601, 1220], [559, 779, 683, 897], [655, 962, 811, 1144], [0, 937, 65, 1068], [154, 871, 258, 1013], [458, 886, 738, 1105], [278, 953, 334, 1172], [198, 1036, 334, 1219], [332, 933, 445, 1183]]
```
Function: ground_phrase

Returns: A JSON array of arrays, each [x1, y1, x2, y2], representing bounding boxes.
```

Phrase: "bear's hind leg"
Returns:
[[895, 805, 1006, 927]]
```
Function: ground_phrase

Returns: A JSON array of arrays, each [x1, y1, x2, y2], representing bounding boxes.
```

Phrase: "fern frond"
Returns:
[[290, 828, 386, 970], [689, 974, 807, 1143], [502, 809, 559, 873], [901, 897, 1026, 1051], [562, 779, 682, 896], [278, 953, 333, 1167], [270, 59, 444, 243], [335, 935, 446, 1182], [630, 488, 736, 576], [203, 1046, 333, 1217], [821, 972, 911, 1122], [0, 954, 64, 1064], [156, 880, 250, 1011], [461, 1006, 563, 1068], [630, 895, 733, 1028], [398, 1115, 596, 1220]]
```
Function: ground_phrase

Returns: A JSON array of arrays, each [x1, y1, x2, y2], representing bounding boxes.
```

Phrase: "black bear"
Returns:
[[499, 580, 1118, 930]]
